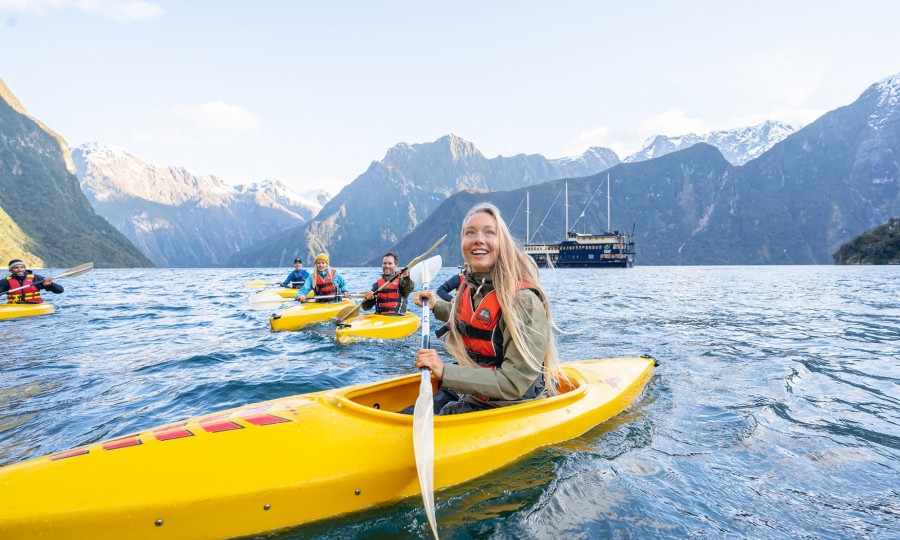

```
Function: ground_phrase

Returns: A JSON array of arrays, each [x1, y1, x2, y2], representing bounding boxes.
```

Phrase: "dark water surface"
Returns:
[[1, 266, 898, 539]]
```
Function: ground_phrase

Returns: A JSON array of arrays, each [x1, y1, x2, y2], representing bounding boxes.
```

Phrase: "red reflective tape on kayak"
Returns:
[[241, 413, 290, 426], [103, 438, 142, 450], [155, 429, 195, 441], [49, 448, 89, 461], [200, 421, 243, 433]]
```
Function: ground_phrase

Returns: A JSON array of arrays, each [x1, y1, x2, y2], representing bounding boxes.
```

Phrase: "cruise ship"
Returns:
[[523, 174, 635, 268]]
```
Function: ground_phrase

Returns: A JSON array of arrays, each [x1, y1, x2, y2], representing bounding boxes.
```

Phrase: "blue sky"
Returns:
[[2, 1, 899, 195]]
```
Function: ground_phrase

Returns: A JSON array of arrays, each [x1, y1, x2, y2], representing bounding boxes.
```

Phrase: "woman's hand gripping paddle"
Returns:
[[409, 254, 443, 539]]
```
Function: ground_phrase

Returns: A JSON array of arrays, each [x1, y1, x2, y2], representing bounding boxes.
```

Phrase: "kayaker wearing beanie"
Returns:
[[294, 253, 350, 303], [361, 251, 414, 315], [1, 259, 64, 304], [413, 203, 566, 415], [281, 258, 310, 289]]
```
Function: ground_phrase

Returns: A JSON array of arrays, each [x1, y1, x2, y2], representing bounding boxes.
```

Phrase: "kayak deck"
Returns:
[[336, 312, 421, 342], [269, 298, 355, 332], [0, 357, 655, 540], [0, 303, 54, 320]]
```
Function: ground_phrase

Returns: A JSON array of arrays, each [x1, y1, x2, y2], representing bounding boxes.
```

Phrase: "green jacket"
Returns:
[[433, 272, 550, 408]]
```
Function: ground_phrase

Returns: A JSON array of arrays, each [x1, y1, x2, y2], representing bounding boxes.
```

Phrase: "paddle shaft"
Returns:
[[413, 273, 439, 539]]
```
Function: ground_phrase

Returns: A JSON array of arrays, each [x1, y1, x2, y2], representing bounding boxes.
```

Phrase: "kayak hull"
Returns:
[[0, 357, 655, 540], [268, 299, 355, 332], [336, 312, 421, 342], [0, 303, 54, 320]]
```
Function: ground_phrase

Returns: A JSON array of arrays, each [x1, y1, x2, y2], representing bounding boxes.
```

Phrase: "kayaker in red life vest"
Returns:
[[294, 253, 350, 303], [436, 263, 468, 301], [361, 251, 414, 315], [1, 259, 64, 304], [413, 203, 567, 415]]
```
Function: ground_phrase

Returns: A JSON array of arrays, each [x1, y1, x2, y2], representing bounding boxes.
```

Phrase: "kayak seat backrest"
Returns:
[[556, 376, 580, 395], [345, 377, 421, 412]]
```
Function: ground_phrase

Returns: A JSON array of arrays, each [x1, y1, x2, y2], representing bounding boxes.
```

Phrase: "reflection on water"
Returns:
[[1, 265, 898, 538]]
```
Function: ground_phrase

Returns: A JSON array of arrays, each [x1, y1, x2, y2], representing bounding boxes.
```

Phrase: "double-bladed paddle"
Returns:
[[333, 234, 447, 324], [4, 262, 94, 296], [410, 254, 443, 539], [248, 292, 364, 311]]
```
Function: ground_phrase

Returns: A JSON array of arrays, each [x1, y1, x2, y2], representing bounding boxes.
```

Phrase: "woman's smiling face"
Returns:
[[462, 211, 498, 273]]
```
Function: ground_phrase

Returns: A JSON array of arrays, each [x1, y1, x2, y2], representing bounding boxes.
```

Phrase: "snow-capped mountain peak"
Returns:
[[624, 120, 796, 166]]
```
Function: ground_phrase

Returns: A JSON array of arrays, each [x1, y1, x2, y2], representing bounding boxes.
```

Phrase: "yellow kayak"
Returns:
[[0, 303, 54, 320], [0, 357, 655, 540], [336, 312, 421, 342], [269, 298, 356, 332]]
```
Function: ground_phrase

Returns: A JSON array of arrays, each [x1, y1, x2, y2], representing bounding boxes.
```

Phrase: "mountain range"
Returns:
[[4, 71, 898, 269], [73, 143, 325, 267], [391, 74, 900, 265]]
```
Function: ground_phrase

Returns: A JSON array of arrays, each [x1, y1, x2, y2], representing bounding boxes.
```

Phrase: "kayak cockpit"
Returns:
[[334, 368, 587, 418]]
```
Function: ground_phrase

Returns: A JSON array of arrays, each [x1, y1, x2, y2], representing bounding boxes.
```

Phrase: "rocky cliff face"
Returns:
[[229, 134, 621, 266], [74, 143, 321, 267], [0, 79, 152, 268]]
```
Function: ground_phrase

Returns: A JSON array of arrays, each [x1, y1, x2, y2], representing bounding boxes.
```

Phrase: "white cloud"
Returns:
[[562, 126, 613, 156], [134, 101, 261, 147], [0, 0, 162, 21]]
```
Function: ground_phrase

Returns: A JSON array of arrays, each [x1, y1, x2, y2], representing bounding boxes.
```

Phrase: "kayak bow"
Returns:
[[269, 298, 356, 331], [0, 303, 54, 320]]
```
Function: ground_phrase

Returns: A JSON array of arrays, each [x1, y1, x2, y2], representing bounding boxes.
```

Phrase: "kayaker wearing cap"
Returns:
[[281, 258, 310, 289], [294, 253, 350, 303], [1, 259, 64, 304], [361, 251, 414, 315], [413, 202, 566, 415]]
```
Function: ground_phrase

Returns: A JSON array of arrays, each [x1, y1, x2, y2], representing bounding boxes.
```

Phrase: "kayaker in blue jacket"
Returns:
[[294, 253, 350, 303], [2, 259, 64, 304], [436, 263, 468, 301], [281, 258, 309, 289], [414, 203, 566, 415]]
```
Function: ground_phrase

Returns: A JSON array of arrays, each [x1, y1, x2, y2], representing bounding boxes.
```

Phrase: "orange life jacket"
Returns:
[[455, 280, 539, 367], [6, 272, 43, 304], [313, 269, 338, 301], [375, 276, 405, 314]]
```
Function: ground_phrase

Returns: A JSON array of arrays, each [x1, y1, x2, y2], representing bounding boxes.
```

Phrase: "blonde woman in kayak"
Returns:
[[414, 202, 565, 415]]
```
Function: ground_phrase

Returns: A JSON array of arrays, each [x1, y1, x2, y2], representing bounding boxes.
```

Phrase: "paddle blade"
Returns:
[[412, 373, 438, 539], [245, 280, 273, 289], [410, 255, 442, 287], [334, 302, 362, 323], [57, 262, 94, 278], [249, 291, 293, 310]]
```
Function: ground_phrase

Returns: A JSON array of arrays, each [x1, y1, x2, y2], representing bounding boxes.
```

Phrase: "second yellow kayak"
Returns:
[[0, 303, 54, 321], [336, 312, 421, 342], [269, 299, 356, 332]]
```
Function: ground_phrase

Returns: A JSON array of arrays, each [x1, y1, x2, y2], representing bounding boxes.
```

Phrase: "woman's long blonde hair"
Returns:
[[443, 203, 565, 394]]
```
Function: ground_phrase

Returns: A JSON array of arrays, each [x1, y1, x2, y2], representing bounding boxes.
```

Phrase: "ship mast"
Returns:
[[607, 173, 611, 232], [526, 191, 530, 243], [565, 182, 569, 235]]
